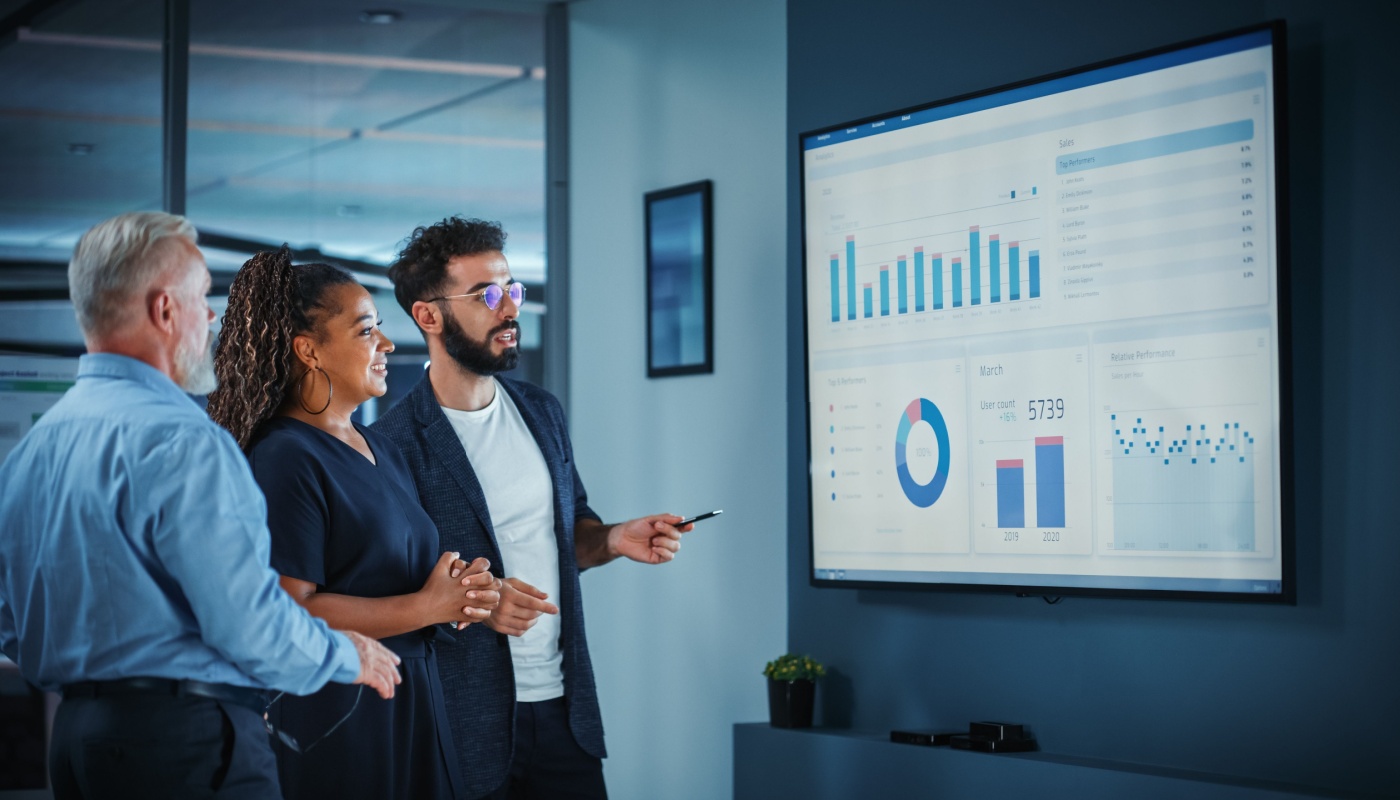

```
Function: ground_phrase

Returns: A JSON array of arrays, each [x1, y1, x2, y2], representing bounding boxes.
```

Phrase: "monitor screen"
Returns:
[[801, 23, 1291, 600], [0, 355, 79, 464]]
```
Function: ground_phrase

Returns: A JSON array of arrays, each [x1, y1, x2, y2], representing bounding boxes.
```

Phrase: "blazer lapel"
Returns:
[[413, 376, 503, 562], [500, 379, 568, 544]]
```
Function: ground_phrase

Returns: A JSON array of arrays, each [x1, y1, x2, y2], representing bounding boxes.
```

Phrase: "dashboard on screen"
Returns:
[[801, 23, 1292, 600]]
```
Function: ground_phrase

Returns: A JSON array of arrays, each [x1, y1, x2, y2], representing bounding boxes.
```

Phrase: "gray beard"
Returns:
[[175, 332, 218, 395]]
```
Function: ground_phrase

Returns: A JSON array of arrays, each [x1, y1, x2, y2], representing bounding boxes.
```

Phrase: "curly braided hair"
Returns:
[[207, 246, 355, 449]]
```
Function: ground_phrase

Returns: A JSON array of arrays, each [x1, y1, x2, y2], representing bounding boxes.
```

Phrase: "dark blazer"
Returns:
[[372, 373, 605, 798]]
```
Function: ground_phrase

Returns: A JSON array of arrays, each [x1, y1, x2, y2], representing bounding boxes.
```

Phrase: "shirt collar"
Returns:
[[78, 352, 194, 405]]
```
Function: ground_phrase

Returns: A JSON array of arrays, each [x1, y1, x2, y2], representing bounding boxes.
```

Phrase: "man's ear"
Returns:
[[290, 333, 319, 371], [148, 288, 175, 333], [411, 300, 442, 335]]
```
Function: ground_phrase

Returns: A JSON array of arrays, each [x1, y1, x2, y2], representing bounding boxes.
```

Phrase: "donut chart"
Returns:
[[894, 398, 951, 508]]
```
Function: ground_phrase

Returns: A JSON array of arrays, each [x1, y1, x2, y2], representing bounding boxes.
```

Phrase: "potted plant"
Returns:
[[763, 653, 825, 728]]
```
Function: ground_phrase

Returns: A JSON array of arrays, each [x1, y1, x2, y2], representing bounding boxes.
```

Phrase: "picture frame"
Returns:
[[645, 180, 713, 378]]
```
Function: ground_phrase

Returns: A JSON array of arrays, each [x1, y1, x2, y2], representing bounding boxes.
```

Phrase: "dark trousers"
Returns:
[[49, 693, 279, 799], [479, 697, 607, 800]]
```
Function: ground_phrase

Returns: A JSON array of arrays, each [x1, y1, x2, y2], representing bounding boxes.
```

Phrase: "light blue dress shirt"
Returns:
[[0, 353, 359, 693]]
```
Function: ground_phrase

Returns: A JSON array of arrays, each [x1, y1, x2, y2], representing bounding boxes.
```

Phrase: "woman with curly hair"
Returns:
[[207, 247, 499, 800]]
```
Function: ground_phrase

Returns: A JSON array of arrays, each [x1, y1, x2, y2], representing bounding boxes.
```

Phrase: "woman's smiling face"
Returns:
[[307, 282, 394, 407]]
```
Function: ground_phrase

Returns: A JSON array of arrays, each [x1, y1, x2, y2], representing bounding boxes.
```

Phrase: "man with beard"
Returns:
[[373, 216, 691, 800], [0, 212, 402, 799]]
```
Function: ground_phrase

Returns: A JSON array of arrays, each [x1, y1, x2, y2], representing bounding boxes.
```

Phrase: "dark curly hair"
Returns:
[[389, 217, 507, 320], [206, 246, 357, 449]]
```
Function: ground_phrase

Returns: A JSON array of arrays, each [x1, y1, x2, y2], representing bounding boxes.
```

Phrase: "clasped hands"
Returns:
[[345, 553, 502, 699], [425, 552, 503, 630], [421, 552, 562, 636], [427, 555, 556, 637]]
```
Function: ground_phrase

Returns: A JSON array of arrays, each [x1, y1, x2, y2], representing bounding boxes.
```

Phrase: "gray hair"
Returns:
[[68, 212, 199, 336]]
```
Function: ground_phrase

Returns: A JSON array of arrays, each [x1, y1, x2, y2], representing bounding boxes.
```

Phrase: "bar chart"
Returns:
[[967, 344, 1091, 555], [827, 225, 1040, 323], [993, 436, 1066, 529]]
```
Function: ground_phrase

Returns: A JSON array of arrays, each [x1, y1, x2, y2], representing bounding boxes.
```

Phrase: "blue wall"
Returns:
[[785, 1, 1400, 794], [570, 1, 788, 798]]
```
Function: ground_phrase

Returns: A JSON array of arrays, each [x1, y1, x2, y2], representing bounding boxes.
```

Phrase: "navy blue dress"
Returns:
[[248, 417, 462, 800]]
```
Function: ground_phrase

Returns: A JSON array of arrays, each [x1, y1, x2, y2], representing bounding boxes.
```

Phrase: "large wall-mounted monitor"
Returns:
[[800, 23, 1292, 601]]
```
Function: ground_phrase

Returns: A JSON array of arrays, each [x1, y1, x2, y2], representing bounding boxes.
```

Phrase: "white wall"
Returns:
[[567, 0, 787, 797]]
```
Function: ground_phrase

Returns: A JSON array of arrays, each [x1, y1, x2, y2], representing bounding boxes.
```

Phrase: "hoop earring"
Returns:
[[297, 366, 332, 415]]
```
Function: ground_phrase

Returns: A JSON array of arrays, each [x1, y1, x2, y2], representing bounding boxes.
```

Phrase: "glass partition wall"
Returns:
[[0, 0, 164, 343], [0, 0, 556, 403]]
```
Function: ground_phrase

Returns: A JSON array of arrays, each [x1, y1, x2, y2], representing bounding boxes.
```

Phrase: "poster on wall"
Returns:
[[645, 180, 714, 378]]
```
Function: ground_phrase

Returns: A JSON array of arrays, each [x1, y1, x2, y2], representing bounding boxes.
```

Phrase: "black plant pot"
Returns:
[[767, 678, 815, 728]]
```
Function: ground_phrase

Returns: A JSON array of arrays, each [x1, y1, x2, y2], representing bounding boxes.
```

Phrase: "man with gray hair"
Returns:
[[0, 212, 403, 798]]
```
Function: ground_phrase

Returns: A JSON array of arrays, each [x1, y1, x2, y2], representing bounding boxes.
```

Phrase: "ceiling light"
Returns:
[[67, 143, 94, 155], [360, 10, 402, 24]]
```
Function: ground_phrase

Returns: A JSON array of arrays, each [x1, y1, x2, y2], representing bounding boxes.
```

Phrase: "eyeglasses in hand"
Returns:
[[263, 684, 363, 754], [430, 282, 525, 311]]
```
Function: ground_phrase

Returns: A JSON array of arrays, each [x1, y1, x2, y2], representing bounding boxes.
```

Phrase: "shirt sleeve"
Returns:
[[145, 425, 359, 694], [248, 433, 330, 586]]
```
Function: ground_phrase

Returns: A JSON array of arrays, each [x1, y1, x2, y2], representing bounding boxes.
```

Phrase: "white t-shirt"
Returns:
[[441, 382, 564, 702]]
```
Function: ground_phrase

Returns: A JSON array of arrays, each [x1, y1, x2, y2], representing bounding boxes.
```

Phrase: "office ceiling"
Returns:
[[0, 0, 550, 312]]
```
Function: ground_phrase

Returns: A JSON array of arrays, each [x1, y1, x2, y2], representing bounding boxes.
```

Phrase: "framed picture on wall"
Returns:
[[645, 179, 713, 378]]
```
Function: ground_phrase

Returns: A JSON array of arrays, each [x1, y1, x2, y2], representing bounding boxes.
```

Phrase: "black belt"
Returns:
[[62, 678, 267, 714]]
